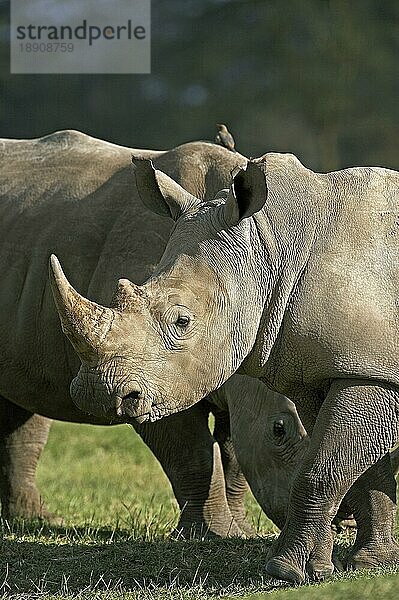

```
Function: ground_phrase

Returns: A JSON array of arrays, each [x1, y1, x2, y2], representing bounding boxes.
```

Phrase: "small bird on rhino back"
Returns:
[[215, 123, 236, 152]]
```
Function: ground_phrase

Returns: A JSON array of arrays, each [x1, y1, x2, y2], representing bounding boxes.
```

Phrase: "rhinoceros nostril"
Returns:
[[115, 389, 144, 418], [124, 390, 143, 401]]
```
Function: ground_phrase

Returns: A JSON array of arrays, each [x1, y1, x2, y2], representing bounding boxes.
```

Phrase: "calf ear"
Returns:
[[224, 161, 268, 226], [132, 157, 201, 221]]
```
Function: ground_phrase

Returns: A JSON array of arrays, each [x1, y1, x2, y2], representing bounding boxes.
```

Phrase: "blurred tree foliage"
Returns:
[[0, 0, 397, 170]]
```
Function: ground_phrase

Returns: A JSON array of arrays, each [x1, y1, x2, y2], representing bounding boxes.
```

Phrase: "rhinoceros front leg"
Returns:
[[133, 401, 244, 538], [344, 452, 399, 570], [0, 395, 53, 521], [265, 379, 399, 584], [292, 395, 356, 533], [212, 407, 255, 537]]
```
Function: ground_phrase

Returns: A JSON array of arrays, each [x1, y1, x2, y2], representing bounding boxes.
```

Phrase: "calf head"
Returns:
[[217, 375, 309, 529]]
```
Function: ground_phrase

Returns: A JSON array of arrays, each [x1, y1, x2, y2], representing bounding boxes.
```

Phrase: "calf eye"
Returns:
[[273, 420, 285, 437], [175, 315, 190, 328]]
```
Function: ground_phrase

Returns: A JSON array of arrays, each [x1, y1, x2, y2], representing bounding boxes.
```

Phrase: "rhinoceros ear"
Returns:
[[223, 161, 268, 226], [132, 157, 201, 221]]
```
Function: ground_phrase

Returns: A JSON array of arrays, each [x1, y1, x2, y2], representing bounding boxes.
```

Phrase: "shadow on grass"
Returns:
[[0, 523, 279, 595]]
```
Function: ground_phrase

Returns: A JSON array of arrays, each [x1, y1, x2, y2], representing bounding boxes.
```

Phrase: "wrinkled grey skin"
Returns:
[[52, 152, 399, 582], [0, 130, 308, 537]]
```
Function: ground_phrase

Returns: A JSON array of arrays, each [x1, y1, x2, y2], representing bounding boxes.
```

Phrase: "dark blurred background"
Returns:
[[0, 0, 397, 171]]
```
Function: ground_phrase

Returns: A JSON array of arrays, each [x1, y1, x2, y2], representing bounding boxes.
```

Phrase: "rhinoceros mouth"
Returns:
[[115, 386, 156, 422], [119, 402, 169, 424], [116, 390, 143, 417], [133, 412, 151, 424]]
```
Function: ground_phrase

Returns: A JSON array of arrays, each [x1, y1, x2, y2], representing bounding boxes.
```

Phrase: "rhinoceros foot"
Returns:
[[233, 517, 256, 538], [265, 556, 305, 585], [1, 485, 62, 526], [346, 540, 399, 571], [266, 554, 335, 585], [171, 517, 246, 540], [265, 525, 336, 585], [306, 558, 335, 581], [224, 504, 256, 537]]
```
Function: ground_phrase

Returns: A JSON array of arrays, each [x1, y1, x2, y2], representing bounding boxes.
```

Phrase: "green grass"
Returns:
[[0, 421, 398, 598]]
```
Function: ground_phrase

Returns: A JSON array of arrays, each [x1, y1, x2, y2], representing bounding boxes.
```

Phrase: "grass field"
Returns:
[[0, 421, 398, 599]]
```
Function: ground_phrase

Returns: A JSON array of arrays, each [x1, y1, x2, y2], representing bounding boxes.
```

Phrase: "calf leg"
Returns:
[[133, 401, 244, 538], [266, 379, 399, 584], [0, 395, 53, 520], [213, 407, 255, 537]]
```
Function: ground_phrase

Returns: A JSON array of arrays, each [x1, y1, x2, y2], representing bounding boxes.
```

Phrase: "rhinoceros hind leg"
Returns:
[[0, 396, 56, 522], [347, 543, 399, 571], [345, 453, 399, 570]]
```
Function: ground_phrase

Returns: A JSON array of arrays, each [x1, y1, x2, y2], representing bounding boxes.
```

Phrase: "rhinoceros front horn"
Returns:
[[48, 255, 114, 361]]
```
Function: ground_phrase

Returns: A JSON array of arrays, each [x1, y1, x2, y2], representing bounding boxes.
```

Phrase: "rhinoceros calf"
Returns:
[[0, 130, 308, 537], [52, 152, 399, 583], [211, 374, 309, 530]]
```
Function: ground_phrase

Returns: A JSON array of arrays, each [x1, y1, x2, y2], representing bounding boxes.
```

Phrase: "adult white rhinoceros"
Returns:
[[51, 152, 399, 583], [0, 130, 308, 537]]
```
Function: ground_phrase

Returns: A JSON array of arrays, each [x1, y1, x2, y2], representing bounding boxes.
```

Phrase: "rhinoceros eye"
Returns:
[[273, 419, 285, 437], [175, 315, 190, 328]]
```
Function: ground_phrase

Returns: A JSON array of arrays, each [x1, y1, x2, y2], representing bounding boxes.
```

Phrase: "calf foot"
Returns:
[[347, 540, 399, 570], [2, 486, 61, 525]]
